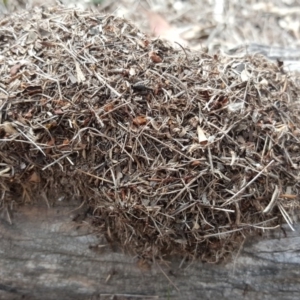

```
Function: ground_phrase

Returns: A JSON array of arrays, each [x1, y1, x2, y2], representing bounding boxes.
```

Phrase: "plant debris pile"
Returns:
[[0, 6, 300, 262]]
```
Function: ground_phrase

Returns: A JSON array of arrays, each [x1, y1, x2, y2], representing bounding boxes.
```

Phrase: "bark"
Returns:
[[0, 202, 299, 300]]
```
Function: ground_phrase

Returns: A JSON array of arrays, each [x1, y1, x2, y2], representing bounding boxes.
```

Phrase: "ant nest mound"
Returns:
[[1, 6, 300, 262]]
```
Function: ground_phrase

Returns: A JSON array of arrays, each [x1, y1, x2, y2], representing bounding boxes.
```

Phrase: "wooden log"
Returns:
[[1, 202, 299, 300]]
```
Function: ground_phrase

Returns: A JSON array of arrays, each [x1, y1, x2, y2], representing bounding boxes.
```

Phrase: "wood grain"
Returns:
[[0, 202, 299, 300]]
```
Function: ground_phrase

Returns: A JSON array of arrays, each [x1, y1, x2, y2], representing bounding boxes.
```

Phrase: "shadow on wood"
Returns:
[[0, 202, 300, 300]]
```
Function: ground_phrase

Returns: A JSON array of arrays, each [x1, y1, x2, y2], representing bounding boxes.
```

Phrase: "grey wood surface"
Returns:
[[226, 43, 300, 72], [0, 202, 300, 300]]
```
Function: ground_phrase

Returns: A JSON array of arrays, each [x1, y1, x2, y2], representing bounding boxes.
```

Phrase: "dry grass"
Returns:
[[0, 5, 300, 262]]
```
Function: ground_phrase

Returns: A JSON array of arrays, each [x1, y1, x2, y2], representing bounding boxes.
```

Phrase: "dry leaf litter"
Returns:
[[92, 1, 299, 47], [0, 6, 300, 262]]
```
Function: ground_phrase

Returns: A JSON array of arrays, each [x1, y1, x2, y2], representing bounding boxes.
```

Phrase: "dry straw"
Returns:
[[0, 6, 300, 262]]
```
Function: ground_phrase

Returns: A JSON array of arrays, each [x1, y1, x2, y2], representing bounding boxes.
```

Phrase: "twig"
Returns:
[[156, 261, 180, 293], [222, 160, 274, 206]]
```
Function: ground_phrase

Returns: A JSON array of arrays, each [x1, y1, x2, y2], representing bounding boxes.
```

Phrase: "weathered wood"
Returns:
[[0, 202, 299, 300], [226, 43, 300, 72]]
